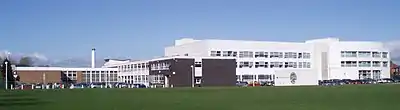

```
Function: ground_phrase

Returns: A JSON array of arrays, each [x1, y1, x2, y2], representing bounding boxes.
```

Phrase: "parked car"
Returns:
[[132, 84, 147, 88], [236, 81, 248, 87]]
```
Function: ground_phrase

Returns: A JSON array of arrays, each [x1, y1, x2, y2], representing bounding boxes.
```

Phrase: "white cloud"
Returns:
[[26, 52, 49, 61], [0, 50, 12, 59]]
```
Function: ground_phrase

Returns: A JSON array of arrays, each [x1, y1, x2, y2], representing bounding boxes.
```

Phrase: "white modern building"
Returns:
[[164, 37, 391, 85]]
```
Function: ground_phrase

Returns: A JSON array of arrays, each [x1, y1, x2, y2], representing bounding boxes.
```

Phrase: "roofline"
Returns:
[[16, 67, 118, 71], [148, 56, 236, 62]]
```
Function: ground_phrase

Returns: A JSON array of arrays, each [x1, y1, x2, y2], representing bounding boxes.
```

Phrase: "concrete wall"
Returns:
[[328, 41, 391, 79], [274, 69, 318, 86]]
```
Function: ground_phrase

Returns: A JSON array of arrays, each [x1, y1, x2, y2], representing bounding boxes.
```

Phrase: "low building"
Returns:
[[15, 67, 118, 84]]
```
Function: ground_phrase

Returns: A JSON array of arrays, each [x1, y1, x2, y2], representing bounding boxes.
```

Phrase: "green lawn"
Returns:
[[1, 84, 400, 110]]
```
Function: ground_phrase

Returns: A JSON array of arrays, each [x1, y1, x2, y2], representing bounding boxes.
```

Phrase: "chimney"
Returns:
[[91, 48, 96, 68]]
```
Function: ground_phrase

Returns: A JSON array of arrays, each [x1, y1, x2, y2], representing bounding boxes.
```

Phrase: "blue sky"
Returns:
[[1, 0, 400, 62]]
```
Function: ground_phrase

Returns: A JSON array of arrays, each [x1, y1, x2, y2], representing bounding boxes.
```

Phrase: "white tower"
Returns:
[[91, 48, 96, 68]]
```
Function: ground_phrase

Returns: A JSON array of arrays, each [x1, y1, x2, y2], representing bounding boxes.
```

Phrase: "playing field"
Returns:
[[1, 84, 399, 110]]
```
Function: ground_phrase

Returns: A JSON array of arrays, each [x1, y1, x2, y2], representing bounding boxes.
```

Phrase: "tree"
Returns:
[[18, 56, 33, 67], [1, 59, 16, 89]]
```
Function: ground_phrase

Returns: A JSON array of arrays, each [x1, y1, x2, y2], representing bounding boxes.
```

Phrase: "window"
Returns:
[[238, 61, 253, 68], [306, 62, 311, 68], [222, 51, 229, 56], [255, 61, 268, 68], [255, 52, 269, 58], [372, 70, 381, 79], [372, 52, 381, 58], [358, 51, 371, 57], [258, 75, 272, 80], [298, 62, 311, 68], [382, 52, 388, 58], [341, 51, 357, 57], [341, 61, 357, 67], [372, 61, 381, 67], [151, 62, 170, 70], [232, 51, 238, 57], [216, 51, 221, 56], [284, 62, 297, 68], [270, 52, 283, 58], [358, 61, 371, 67], [359, 70, 371, 79], [194, 62, 202, 67], [303, 53, 311, 59], [222, 51, 237, 57], [284, 52, 297, 58], [210, 51, 217, 56], [382, 61, 388, 67], [239, 51, 253, 58], [270, 62, 283, 68], [242, 75, 254, 81]]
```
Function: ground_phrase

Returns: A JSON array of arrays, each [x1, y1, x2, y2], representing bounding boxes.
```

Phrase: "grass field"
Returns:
[[1, 84, 400, 110]]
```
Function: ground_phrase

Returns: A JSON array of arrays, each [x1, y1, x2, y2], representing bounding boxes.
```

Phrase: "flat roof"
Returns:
[[148, 56, 236, 62], [16, 67, 118, 71]]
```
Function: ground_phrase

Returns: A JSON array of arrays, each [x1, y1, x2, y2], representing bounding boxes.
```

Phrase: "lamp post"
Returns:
[[190, 65, 194, 87], [4, 61, 8, 90]]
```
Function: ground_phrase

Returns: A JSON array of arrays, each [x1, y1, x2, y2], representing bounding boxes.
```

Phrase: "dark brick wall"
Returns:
[[149, 58, 195, 87], [202, 59, 236, 87]]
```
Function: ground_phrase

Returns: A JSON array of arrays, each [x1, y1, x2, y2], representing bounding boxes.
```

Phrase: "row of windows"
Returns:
[[341, 51, 388, 58], [148, 75, 165, 84], [82, 74, 118, 83], [120, 75, 148, 84], [150, 62, 170, 70], [210, 51, 311, 59], [82, 71, 117, 74], [237, 75, 275, 81], [340, 61, 389, 67], [63, 71, 77, 80], [118, 63, 149, 72], [238, 61, 311, 68], [359, 70, 381, 79]]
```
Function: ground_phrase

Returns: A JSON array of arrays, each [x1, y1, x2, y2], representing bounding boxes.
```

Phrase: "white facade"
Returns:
[[164, 37, 391, 82], [114, 60, 150, 86], [274, 69, 318, 86]]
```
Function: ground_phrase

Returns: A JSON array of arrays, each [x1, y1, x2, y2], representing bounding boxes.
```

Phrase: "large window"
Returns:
[[382, 61, 388, 67], [238, 61, 253, 68], [151, 62, 170, 70], [222, 51, 237, 57], [382, 52, 388, 58], [258, 75, 272, 81], [372, 61, 381, 67], [210, 51, 222, 56], [270, 52, 283, 58], [341, 61, 357, 67], [270, 62, 283, 68], [255, 51, 268, 58], [302, 52, 311, 59], [359, 70, 371, 79], [341, 51, 357, 57], [358, 61, 371, 67], [255, 61, 268, 68], [284, 62, 297, 68], [239, 51, 253, 58], [284, 52, 297, 58], [372, 70, 381, 79], [372, 52, 381, 58], [358, 51, 371, 57], [298, 62, 311, 68], [242, 75, 255, 81]]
